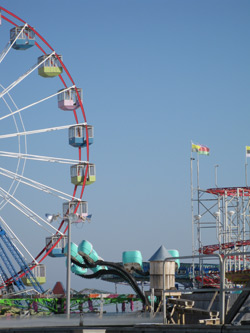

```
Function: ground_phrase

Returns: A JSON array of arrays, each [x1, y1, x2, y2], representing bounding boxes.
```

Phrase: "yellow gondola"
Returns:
[[70, 163, 96, 186], [38, 54, 63, 77]]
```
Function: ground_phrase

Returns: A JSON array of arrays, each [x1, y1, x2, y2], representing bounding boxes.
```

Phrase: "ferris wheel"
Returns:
[[0, 7, 95, 294]]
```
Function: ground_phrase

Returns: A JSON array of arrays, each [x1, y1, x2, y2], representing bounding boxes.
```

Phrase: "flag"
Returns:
[[246, 146, 250, 158], [198, 145, 210, 155], [191, 143, 201, 152], [192, 142, 210, 155]]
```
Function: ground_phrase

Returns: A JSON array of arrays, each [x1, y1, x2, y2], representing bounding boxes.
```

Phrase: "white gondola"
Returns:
[[63, 200, 88, 221]]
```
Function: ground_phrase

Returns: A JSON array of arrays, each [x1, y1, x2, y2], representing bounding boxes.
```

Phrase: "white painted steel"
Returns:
[[0, 85, 75, 122], [0, 122, 86, 139]]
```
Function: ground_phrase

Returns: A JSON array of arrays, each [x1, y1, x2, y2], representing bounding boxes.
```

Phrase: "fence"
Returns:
[[162, 251, 250, 325]]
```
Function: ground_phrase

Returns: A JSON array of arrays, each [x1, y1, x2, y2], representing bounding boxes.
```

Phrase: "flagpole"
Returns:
[[197, 153, 200, 190], [190, 142, 195, 284], [245, 146, 248, 186]]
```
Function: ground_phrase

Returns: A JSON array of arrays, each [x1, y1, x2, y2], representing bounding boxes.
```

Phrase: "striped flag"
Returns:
[[246, 146, 250, 158], [198, 145, 210, 155]]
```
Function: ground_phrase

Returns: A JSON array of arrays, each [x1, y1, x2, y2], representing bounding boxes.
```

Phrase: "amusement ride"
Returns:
[[0, 6, 95, 296]]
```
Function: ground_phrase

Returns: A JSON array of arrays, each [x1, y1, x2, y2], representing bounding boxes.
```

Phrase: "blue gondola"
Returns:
[[69, 125, 94, 147], [45, 234, 67, 258], [10, 26, 35, 50]]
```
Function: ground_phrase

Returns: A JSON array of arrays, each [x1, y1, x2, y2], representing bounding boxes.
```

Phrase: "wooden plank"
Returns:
[[175, 306, 219, 317], [199, 318, 220, 325], [168, 298, 194, 308]]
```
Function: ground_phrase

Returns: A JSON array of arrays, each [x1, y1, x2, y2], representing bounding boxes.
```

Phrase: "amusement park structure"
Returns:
[[191, 150, 250, 286]]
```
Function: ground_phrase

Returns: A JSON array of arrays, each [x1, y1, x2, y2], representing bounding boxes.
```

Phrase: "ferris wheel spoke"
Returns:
[[0, 166, 79, 202], [0, 52, 55, 100], [0, 151, 84, 165], [0, 87, 27, 210], [0, 84, 27, 145], [0, 122, 86, 139], [0, 216, 37, 264], [0, 85, 75, 122], [0, 41, 11, 63], [0, 194, 53, 235], [0, 186, 63, 235], [0, 24, 28, 64]]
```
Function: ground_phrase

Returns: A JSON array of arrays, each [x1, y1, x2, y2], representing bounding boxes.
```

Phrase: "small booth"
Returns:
[[63, 200, 88, 220], [45, 234, 67, 257], [38, 54, 63, 77], [58, 87, 82, 110], [69, 125, 94, 147], [22, 264, 46, 286], [70, 163, 96, 186], [10, 26, 35, 50]]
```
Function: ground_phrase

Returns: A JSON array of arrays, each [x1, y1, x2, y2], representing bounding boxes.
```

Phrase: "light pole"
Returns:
[[194, 214, 202, 282], [46, 213, 74, 319], [46, 207, 90, 320], [65, 212, 88, 319], [66, 215, 72, 319], [228, 210, 235, 271], [215, 165, 219, 188], [214, 211, 221, 247]]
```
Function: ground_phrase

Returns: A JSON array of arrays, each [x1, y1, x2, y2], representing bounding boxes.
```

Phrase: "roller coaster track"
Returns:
[[199, 239, 250, 255]]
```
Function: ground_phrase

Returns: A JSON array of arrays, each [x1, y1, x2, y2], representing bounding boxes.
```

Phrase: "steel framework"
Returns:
[[191, 157, 250, 278]]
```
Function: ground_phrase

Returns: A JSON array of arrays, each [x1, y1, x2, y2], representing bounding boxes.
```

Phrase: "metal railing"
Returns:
[[162, 251, 250, 325]]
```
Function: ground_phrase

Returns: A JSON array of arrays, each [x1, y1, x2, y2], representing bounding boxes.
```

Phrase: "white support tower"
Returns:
[[191, 158, 250, 286]]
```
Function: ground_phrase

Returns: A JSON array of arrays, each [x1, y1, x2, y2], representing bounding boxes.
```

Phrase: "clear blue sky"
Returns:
[[1, 0, 250, 293]]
